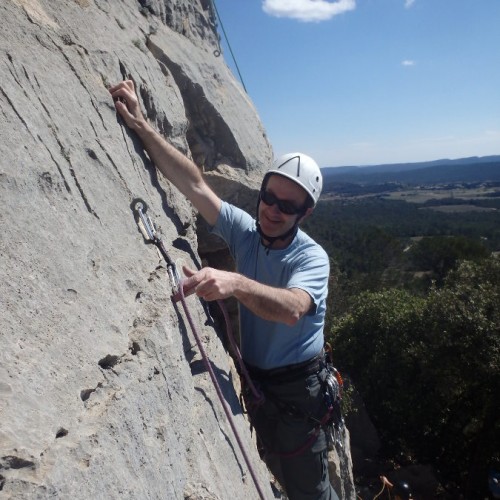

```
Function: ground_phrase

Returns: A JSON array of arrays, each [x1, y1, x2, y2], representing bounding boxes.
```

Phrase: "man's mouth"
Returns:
[[263, 213, 281, 225]]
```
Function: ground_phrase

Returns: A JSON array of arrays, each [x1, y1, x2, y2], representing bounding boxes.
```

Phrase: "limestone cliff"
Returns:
[[0, 1, 353, 498]]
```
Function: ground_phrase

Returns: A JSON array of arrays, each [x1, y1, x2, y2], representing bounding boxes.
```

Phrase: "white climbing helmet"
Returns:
[[264, 152, 323, 206]]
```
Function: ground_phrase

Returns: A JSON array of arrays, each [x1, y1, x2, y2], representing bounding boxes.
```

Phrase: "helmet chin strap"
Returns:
[[255, 198, 301, 252]]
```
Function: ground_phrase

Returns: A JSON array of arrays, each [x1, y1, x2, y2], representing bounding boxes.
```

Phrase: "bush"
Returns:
[[329, 257, 500, 497]]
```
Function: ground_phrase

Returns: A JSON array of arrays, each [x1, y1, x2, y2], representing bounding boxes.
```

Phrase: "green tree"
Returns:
[[329, 257, 500, 498], [408, 235, 490, 284]]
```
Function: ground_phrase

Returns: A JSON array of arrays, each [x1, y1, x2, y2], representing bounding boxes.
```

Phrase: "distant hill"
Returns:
[[322, 155, 500, 191]]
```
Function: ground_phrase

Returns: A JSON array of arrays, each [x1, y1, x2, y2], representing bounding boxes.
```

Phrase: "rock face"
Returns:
[[0, 1, 353, 498]]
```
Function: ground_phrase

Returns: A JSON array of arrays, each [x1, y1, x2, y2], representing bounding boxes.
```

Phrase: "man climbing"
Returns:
[[109, 80, 339, 500]]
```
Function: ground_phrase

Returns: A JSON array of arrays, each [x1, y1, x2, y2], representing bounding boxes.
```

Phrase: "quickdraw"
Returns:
[[132, 198, 181, 293]]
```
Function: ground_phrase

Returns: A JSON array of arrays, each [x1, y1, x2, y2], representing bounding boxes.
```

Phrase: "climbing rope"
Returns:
[[132, 199, 267, 500], [208, 0, 248, 93], [215, 298, 264, 406], [176, 281, 267, 500]]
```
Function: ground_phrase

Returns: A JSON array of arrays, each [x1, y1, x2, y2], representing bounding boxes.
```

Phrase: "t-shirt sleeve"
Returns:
[[209, 201, 255, 258], [287, 247, 329, 314]]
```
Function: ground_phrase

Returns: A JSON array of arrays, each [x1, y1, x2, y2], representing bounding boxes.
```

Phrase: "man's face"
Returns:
[[258, 174, 311, 245]]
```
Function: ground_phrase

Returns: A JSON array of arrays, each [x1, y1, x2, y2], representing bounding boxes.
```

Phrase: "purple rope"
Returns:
[[177, 280, 268, 500], [216, 299, 265, 406]]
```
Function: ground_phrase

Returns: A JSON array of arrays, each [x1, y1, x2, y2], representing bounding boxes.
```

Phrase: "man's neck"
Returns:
[[261, 233, 295, 250]]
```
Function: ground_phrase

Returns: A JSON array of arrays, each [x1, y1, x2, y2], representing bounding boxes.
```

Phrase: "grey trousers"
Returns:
[[249, 367, 340, 500]]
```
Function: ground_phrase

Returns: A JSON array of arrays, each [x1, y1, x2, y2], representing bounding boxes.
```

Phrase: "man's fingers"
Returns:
[[114, 100, 130, 115], [182, 265, 196, 278], [108, 83, 121, 93], [180, 267, 201, 296], [179, 267, 226, 302], [110, 87, 134, 105], [108, 81, 138, 111], [108, 79, 135, 94], [113, 100, 136, 128]]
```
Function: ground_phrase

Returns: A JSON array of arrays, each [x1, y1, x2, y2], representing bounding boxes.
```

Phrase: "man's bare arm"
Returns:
[[182, 267, 312, 326], [109, 80, 221, 226]]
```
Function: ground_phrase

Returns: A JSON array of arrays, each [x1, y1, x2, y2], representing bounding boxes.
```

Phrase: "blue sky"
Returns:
[[213, 0, 500, 167]]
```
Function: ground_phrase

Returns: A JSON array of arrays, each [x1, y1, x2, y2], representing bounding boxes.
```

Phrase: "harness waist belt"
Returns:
[[245, 352, 323, 384]]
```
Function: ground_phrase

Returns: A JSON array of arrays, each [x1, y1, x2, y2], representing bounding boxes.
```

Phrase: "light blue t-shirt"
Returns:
[[210, 201, 329, 370]]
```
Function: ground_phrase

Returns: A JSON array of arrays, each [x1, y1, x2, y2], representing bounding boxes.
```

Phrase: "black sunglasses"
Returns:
[[260, 190, 305, 215]]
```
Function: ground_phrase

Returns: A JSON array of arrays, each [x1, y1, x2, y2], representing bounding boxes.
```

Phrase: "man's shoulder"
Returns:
[[221, 200, 252, 218], [215, 201, 258, 249], [296, 229, 328, 258], [219, 201, 255, 228]]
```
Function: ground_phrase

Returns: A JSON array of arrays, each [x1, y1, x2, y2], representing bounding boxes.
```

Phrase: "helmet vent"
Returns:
[[278, 155, 301, 177], [267, 152, 322, 206]]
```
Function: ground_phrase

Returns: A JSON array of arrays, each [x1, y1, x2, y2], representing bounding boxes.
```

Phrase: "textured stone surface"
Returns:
[[0, 1, 271, 498], [0, 1, 353, 498]]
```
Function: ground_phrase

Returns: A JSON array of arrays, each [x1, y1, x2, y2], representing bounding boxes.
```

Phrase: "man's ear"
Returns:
[[298, 207, 314, 224]]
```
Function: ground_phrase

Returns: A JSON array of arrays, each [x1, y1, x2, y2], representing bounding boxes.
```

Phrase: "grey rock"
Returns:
[[0, 1, 352, 498], [345, 386, 381, 476], [329, 428, 356, 500]]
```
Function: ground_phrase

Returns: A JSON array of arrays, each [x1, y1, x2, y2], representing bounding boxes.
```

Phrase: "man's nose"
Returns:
[[269, 202, 282, 215]]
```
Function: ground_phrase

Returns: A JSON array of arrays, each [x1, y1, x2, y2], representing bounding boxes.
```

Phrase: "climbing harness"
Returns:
[[244, 346, 345, 459], [132, 198, 267, 500]]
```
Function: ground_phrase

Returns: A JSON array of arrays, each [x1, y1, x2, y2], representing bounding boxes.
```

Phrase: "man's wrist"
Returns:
[[133, 118, 152, 136], [232, 273, 248, 299]]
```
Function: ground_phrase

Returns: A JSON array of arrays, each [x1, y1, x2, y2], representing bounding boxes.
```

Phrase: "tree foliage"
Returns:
[[329, 258, 500, 497], [407, 235, 490, 284], [303, 194, 500, 496], [304, 197, 498, 317]]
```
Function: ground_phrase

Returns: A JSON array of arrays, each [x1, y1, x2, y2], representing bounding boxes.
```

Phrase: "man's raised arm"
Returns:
[[109, 80, 221, 226]]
